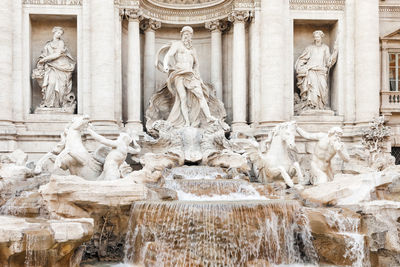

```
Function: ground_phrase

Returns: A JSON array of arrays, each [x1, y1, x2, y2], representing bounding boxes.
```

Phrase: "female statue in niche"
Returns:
[[32, 26, 76, 112]]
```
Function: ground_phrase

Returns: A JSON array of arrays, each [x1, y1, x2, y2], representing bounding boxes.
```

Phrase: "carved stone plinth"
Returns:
[[34, 106, 76, 115], [299, 109, 335, 116]]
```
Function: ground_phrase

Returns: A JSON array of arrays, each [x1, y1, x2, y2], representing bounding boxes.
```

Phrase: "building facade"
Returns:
[[0, 0, 397, 160]]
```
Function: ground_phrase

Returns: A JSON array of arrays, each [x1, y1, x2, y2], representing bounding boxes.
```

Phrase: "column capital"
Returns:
[[205, 20, 231, 33], [140, 19, 161, 32], [122, 8, 143, 22], [228, 10, 250, 24]]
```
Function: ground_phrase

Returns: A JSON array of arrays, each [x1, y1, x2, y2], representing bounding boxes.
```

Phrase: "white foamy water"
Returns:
[[322, 209, 368, 267], [163, 166, 228, 180], [164, 179, 268, 201]]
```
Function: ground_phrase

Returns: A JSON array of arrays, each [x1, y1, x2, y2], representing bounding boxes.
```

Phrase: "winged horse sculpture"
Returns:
[[246, 121, 304, 188]]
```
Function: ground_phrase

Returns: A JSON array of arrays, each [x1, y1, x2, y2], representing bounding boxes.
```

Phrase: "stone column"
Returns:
[[125, 8, 143, 131], [259, 0, 288, 124], [90, 0, 117, 126], [205, 20, 223, 101], [0, 0, 13, 127], [344, 0, 356, 123], [381, 41, 389, 93], [142, 19, 161, 111], [249, 8, 261, 124], [228, 11, 250, 130], [355, 0, 380, 123]]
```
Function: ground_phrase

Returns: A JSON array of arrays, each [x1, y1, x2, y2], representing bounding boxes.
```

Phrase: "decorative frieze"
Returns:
[[140, 0, 235, 24], [114, 0, 139, 8], [233, 0, 256, 10], [289, 0, 345, 11], [380, 5, 400, 17], [22, 0, 82, 5]]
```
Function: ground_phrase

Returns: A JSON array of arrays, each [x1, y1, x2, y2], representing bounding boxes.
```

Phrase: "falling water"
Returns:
[[323, 209, 369, 267], [124, 200, 317, 266], [24, 230, 49, 267]]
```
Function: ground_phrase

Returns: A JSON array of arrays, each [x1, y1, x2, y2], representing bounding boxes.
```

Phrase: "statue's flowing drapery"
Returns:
[[295, 44, 337, 110], [146, 43, 226, 130], [38, 41, 75, 108]]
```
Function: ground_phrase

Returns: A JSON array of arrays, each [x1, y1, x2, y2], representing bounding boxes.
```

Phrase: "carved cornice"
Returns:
[[140, 18, 161, 31], [289, 0, 345, 11], [22, 0, 82, 5], [380, 5, 400, 17], [228, 10, 250, 23]]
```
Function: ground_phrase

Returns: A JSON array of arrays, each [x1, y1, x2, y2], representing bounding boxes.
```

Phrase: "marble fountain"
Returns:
[[1, 26, 400, 267]]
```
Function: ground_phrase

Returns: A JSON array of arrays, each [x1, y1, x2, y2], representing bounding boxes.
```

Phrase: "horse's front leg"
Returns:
[[277, 166, 294, 188], [292, 161, 307, 185]]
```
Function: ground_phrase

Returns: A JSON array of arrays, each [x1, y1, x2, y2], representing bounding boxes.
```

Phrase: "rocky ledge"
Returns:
[[0, 215, 93, 267]]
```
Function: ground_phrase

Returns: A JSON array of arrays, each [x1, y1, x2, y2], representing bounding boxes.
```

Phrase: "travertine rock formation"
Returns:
[[0, 216, 93, 267], [39, 175, 147, 218]]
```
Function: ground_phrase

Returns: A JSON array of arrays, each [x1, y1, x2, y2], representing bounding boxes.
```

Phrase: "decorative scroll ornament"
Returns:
[[205, 19, 230, 33], [140, 19, 161, 31], [123, 8, 143, 21], [228, 10, 250, 23]]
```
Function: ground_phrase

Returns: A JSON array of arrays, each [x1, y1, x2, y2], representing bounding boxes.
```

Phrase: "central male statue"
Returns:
[[146, 26, 226, 130], [162, 26, 217, 127]]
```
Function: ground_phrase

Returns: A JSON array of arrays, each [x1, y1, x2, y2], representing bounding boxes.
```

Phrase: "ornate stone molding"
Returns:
[[145, 0, 224, 9], [228, 10, 250, 23], [380, 5, 400, 17], [115, 0, 139, 8], [123, 8, 143, 21], [139, 0, 236, 24], [289, 0, 345, 11], [22, 0, 82, 5], [140, 19, 161, 32]]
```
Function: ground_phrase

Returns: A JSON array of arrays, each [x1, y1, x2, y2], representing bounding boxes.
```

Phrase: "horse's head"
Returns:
[[275, 121, 297, 151], [70, 115, 90, 131]]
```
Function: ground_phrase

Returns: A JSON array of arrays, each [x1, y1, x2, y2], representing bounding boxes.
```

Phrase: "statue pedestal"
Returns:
[[34, 106, 75, 115], [299, 109, 335, 116]]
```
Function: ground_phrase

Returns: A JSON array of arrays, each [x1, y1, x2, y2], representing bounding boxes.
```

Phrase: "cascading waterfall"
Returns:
[[124, 200, 318, 266], [323, 209, 369, 267], [24, 230, 48, 267]]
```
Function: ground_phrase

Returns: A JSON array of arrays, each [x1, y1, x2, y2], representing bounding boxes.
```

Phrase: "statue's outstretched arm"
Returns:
[[87, 127, 117, 148], [128, 145, 141, 155], [297, 127, 323, 140]]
